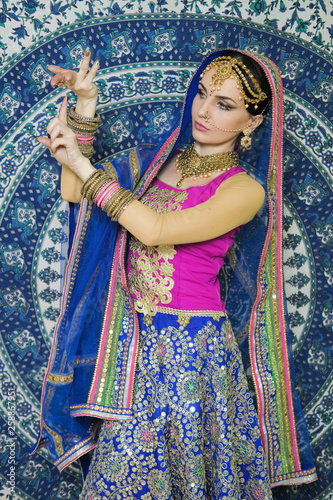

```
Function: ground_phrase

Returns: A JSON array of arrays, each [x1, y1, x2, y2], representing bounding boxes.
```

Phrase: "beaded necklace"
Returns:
[[175, 144, 238, 187]]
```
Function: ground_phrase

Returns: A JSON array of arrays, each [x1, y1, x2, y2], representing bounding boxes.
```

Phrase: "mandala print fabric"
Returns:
[[0, 12, 332, 500]]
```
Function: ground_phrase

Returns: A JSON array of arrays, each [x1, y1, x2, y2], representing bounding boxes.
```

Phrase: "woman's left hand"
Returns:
[[37, 96, 95, 181], [48, 49, 99, 104]]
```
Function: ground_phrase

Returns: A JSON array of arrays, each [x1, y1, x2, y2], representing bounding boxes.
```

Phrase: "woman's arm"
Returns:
[[38, 98, 96, 196], [48, 49, 99, 202], [61, 165, 84, 203], [118, 174, 265, 246], [39, 99, 264, 241]]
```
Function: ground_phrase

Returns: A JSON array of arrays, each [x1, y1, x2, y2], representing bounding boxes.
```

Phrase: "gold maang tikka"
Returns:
[[200, 55, 267, 109]]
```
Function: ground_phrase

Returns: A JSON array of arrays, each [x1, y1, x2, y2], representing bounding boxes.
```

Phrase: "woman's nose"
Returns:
[[198, 103, 209, 118]]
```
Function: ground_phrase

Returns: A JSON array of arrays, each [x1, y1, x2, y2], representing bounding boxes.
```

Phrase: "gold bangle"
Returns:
[[81, 170, 105, 198], [68, 107, 101, 124], [104, 189, 124, 217], [108, 189, 134, 219], [113, 192, 136, 221], [81, 171, 100, 195], [89, 176, 112, 201]]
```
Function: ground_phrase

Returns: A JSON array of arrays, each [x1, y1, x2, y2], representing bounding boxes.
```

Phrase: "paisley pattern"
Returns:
[[0, 11, 331, 500], [80, 313, 272, 500]]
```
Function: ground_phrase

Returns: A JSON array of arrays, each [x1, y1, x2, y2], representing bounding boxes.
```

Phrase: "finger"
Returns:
[[51, 135, 78, 155], [49, 121, 76, 146], [49, 123, 62, 143], [58, 96, 68, 122], [78, 48, 92, 77], [48, 65, 64, 75], [85, 59, 99, 84], [47, 116, 71, 139], [51, 71, 75, 88], [48, 65, 67, 87], [50, 75, 65, 87], [46, 117, 60, 137], [37, 136, 52, 149], [48, 65, 77, 88]]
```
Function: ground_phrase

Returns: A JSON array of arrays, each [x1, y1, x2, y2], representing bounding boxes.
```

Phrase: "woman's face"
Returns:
[[191, 68, 261, 154]]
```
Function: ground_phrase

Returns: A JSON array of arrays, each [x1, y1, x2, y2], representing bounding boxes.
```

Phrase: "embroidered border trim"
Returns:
[[271, 467, 317, 487], [153, 306, 227, 317], [47, 373, 74, 383], [54, 437, 96, 471], [102, 160, 118, 181], [140, 306, 227, 327], [129, 147, 140, 188], [32, 200, 92, 455], [43, 422, 64, 457], [87, 235, 123, 404], [248, 55, 301, 482], [70, 405, 132, 418]]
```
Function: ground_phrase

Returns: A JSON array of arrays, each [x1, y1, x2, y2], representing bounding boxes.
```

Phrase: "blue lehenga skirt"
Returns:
[[80, 311, 272, 500]]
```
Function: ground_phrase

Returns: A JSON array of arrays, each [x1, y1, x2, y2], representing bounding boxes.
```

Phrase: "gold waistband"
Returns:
[[137, 304, 226, 327]]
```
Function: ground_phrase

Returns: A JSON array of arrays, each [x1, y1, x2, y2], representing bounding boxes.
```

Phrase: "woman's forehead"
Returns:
[[199, 71, 243, 97]]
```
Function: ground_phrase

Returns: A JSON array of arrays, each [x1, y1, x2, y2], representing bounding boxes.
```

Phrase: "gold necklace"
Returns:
[[175, 144, 238, 187]]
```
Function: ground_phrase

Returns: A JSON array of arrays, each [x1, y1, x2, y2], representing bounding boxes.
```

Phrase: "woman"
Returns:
[[33, 49, 316, 498]]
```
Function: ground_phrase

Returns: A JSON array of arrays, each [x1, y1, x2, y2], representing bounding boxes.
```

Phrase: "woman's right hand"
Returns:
[[37, 97, 96, 182], [48, 48, 99, 117]]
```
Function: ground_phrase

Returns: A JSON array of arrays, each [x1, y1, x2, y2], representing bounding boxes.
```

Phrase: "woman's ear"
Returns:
[[248, 114, 264, 132]]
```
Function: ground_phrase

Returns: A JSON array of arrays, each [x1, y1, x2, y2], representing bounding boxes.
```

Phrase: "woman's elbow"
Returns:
[[138, 232, 160, 247], [61, 166, 83, 203], [61, 190, 82, 203], [134, 223, 165, 246]]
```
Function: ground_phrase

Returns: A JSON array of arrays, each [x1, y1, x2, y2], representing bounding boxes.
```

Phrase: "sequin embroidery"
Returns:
[[80, 313, 272, 500]]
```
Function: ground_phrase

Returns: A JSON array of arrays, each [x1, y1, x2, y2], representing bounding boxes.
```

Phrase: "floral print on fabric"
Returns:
[[80, 313, 272, 500], [0, 2, 331, 63]]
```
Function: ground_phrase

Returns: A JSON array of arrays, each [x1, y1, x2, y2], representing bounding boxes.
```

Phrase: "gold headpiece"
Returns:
[[200, 56, 267, 109]]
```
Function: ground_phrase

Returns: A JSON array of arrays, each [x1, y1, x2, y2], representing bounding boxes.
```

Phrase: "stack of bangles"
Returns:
[[81, 170, 136, 221], [67, 107, 102, 158]]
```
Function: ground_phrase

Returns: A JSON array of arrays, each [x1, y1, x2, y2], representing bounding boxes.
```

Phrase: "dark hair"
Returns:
[[221, 50, 272, 116]]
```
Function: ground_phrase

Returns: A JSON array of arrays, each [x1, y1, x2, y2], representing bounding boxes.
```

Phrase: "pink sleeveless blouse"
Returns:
[[126, 166, 245, 317]]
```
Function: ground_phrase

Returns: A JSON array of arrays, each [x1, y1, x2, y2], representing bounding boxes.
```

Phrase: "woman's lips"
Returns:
[[194, 121, 209, 131]]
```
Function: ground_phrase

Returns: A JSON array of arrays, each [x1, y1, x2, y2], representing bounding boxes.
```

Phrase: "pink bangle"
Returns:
[[77, 138, 94, 144], [95, 182, 114, 206], [76, 134, 94, 141], [95, 181, 119, 207], [100, 184, 120, 208]]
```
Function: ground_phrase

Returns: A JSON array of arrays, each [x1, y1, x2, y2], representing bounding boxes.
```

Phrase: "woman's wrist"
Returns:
[[77, 157, 97, 182], [75, 94, 98, 118], [81, 170, 136, 221]]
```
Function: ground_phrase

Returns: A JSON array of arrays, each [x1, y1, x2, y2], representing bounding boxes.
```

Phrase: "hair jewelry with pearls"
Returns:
[[201, 55, 267, 109]]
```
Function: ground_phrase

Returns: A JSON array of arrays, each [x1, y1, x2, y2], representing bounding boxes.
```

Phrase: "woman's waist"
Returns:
[[130, 282, 225, 327], [134, 303, 226, 328], [129, 276, 224, 308]]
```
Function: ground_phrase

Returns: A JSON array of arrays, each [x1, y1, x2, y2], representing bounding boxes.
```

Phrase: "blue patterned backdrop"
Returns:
[[0, 6, 332, 500]]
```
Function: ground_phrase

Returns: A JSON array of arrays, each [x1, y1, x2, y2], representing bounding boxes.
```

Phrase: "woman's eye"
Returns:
[[218, 101, 231, 111], [197, 89, 206, 98]]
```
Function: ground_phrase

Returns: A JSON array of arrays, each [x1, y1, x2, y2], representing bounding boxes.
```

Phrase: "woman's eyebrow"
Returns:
[[214, 94, 237, 104], [198, 82, 237, 105]]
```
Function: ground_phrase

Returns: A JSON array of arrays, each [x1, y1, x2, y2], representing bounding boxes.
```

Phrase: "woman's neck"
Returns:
[[193, 140, 237, 156]]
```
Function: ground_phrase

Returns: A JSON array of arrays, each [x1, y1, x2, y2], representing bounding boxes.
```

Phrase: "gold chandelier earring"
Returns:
[[240, 130, 252, 151]]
